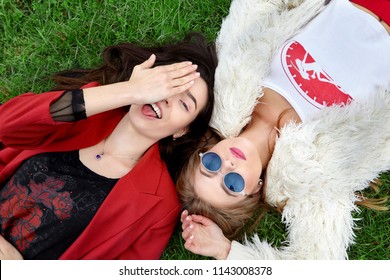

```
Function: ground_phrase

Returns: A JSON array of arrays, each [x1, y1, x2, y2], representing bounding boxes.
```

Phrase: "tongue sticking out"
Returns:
[[141, 104, 158, 118]]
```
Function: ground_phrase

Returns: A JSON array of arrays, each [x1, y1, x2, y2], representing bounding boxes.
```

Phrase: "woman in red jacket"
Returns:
[[0, 33, 217, 259]]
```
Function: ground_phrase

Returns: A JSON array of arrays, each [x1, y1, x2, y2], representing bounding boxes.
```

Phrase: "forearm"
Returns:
[[215, 238, 232, 260], [50, 89, 86, 122], [83, 82, 133, 117], [51, 82, 132, 121]]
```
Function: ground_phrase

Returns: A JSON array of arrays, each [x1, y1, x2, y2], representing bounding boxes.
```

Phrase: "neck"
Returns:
[[240, 88, 301, 169], [104, 113, 156, 161], [240, 116, 276, 169]]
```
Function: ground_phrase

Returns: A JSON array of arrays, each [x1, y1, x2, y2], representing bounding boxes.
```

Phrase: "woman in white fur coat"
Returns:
[[177, 0, 390, 259]]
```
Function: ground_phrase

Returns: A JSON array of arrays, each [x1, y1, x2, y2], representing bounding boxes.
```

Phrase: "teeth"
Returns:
[[151, 103, 161, 119]]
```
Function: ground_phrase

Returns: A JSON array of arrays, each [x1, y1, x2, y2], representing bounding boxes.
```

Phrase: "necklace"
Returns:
[[95, 138, 139, 162]]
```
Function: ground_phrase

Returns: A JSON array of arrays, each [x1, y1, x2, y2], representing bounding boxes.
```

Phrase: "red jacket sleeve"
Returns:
[[0, 90, 72, 149], [0, 82, 109, 150]]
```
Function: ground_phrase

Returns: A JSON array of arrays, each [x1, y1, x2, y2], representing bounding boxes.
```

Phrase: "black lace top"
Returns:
[[0, 150, 117, 259]]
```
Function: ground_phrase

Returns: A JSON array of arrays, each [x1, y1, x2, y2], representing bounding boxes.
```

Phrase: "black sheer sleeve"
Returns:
[[50, 89, 86, 122]]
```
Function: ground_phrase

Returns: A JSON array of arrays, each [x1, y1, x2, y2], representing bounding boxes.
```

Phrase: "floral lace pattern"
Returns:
[[0, 151, 117, 259], [0, 177, 72, 251]]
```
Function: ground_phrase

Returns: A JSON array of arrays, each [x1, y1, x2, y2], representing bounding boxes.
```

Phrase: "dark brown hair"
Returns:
[[51, 32, 218, 181]]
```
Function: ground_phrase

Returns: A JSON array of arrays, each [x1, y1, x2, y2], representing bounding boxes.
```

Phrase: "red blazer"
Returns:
[[0, 83, 181, 259]]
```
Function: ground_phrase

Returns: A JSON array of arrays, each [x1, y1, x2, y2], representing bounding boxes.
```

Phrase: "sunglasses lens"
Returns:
[[201, 152, 222, 172], [224, 173, 245, 193]]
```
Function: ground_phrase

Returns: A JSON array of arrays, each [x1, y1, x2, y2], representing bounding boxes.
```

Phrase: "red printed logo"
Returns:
[[282, 41, 352, 108]]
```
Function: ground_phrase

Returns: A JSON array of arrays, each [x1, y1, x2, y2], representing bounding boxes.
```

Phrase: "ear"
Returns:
[[173, 128, 188, 140], [251, 178, 263, 195]]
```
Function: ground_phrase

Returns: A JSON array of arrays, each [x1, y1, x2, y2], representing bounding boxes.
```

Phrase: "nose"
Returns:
[[222, 158, 236, 172], [164, 97, 174, 106]]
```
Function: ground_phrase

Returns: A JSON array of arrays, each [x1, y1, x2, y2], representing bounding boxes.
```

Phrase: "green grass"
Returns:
[[0, 0, 228, 102], [1, 0, 389, 260]]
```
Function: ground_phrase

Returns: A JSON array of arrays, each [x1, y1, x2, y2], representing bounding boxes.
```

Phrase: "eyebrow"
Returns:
[[198, 167, 236, 197], [187, 91, 197, 110]]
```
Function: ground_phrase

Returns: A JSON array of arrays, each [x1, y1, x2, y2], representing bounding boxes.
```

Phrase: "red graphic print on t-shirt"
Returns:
[[282, 41, 353, 108]]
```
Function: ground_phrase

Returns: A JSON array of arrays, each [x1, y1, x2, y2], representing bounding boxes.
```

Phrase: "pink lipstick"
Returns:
[[230, 147, 246, 160]]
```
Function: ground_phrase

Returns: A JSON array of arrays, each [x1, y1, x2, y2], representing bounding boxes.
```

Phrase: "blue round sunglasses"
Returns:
[[199, 152, 246, 196]]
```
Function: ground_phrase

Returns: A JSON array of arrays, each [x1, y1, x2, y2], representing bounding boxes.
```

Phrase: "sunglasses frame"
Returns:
[[199, 152, 247, 196]]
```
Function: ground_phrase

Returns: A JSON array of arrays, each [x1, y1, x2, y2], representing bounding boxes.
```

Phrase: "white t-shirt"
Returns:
[[262, 0, 390, 121]]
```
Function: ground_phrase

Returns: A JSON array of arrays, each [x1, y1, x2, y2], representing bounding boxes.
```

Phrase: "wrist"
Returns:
[[83, 82, 132, 116], [216, 238, 231, 260]]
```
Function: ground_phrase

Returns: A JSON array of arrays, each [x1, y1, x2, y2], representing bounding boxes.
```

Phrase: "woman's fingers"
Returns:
[[171, 64, 199, 81], [181, 212, 193, 233], [181, 210, 197, 242], [163, 61, 194, 72], [181, 210, 189, 224], [171, 72, 200, 89], [181, 224, 194, 241], [189, 214, 214, 226], [135, 54, 156, 70], [157, 62, 200, 88]]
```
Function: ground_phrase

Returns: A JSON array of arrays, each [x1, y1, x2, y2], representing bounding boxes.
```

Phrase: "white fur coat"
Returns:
[[212, 0, 390, 259]]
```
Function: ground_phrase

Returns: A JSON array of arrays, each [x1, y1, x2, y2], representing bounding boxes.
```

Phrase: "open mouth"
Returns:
[[141, 103, 162, 119], [150, 103, 162, 119]]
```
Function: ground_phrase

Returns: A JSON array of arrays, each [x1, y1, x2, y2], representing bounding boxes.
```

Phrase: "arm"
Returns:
[[0, 235, 23, 260], [83, 54, 199, 116], [181, 213, 288, 260], [0, 56, 198, 148], [181, 201, 352, 260]]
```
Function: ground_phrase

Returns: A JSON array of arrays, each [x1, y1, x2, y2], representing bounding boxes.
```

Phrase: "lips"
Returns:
[[230, 147, 246, 160]]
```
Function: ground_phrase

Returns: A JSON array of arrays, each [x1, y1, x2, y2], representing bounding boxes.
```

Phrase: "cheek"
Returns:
[[170, 112, 196, 130], [242, 164, 262, 191]]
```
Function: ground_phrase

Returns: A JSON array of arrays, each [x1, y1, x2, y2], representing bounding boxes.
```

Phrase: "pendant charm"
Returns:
[[95, 153, 103, 160]]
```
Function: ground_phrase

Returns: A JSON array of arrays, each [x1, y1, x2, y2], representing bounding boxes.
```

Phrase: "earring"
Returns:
[[258, 178, 263, 186]]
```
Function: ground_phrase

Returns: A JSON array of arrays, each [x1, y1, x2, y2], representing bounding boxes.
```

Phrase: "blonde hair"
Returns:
[[355, 179, 389, 211]]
